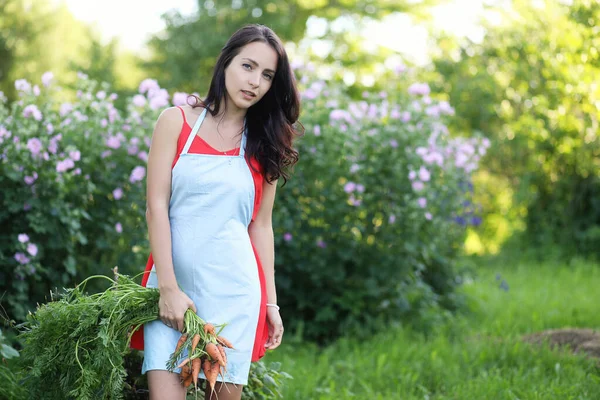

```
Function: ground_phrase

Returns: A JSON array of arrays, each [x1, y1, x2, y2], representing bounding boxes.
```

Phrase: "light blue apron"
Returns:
[[142, 107, 261, 385]]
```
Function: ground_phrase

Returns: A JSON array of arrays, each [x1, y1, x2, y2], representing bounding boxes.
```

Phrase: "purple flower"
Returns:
[[113, 188, 123, 200], [138, 78, 160, 94], [137, 151, 148, 162], [412, 181, 424, 191], [172, 92, 189, 106], [418, 166, 431, 182], [46, 123, 54, 133], [356, 184, 365, 193], [408, 82, 431, 96], [101, 150, 112, 159], [283, 233, 292, 242], [73, 168, 81, 175], [14, 252, 30, 264], [132, 94, 146, 107], [390, 139, 398, 148], [56, 158, 75, 173], [418, 197, 427, 208], [344, 182, 356, 193], [59, 103, 73, 117], [41, 71, 54, 87], [127, 145, 139, 155], [425, 212, 432, 220], [350, 163, 360, 173], [15, 79, 31, 92], [317, 240, 327, 248], [106, 136, 121, 149], [18, 233, 29, 243], [23, 105, 42, 121], [24, 172, 38, 185], [389, 214, 396, 224], [408, 170, 417, 181], [115, 222, 123, 233], [129, 166, 146, 183], [96, 91, 106, 100], [349, 195, 362, 206], [69, 150, 81, 161], [27, 243, 38, 257], [401, 111, 411, 123], [23, 203, 31, 211], [314, 125, 321, 136], [33, 85, 40, 96]]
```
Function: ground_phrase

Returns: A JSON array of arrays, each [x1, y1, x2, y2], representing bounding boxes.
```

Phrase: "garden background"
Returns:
[[1, 0, 599, 398]]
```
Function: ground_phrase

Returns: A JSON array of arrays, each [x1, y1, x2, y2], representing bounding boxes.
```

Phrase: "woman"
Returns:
[[130, 24, 302, 399]]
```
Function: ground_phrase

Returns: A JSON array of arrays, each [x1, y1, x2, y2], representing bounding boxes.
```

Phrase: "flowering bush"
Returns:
[[274, 64, 489, 340], [0, 67, 488, 342]]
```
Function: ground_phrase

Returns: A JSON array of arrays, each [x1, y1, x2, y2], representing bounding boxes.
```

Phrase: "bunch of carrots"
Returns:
[[166, 309, 235, 395]]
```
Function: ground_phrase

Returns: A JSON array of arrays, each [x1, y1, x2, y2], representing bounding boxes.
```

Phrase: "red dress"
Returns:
[[130, 106, 269, 362]]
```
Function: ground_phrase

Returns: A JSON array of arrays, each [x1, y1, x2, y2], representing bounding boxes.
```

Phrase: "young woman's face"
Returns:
[[224, 41, 278, 111]]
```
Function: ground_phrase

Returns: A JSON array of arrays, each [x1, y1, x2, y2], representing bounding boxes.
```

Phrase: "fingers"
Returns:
[[265, 326, 284, 350]]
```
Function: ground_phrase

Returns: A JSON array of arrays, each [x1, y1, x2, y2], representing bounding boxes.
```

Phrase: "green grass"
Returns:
[[263, 257, 600, 399]]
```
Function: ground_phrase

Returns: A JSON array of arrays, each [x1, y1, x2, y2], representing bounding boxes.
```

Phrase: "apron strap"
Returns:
[[181, 107, 208, 155], [239, 120, 248, 158]]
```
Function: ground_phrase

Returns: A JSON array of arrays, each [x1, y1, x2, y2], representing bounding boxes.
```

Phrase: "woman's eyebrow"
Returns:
[[242, 57, 276, 74]]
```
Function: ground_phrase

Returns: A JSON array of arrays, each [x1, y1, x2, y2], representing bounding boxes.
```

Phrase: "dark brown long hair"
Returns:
[[189, 24, 302, 184]]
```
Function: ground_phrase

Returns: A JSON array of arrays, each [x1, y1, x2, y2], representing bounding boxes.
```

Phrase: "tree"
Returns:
[[143, 0, 442, 93], [431, 0, 600, 256]]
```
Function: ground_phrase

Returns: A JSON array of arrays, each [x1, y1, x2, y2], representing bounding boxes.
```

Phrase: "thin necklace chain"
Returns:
[[215, 114, 243, 155]]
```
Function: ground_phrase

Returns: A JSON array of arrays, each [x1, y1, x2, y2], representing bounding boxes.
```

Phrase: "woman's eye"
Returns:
[[243, 63, 252, 70], [263, 73, 273, 80]]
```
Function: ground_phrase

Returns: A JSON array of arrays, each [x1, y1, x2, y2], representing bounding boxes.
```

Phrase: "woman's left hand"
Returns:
[[264, 306, 284, 350]]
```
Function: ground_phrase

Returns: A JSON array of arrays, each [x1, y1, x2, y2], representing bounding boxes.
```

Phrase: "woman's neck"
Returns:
[[215, 97, 246, 127]]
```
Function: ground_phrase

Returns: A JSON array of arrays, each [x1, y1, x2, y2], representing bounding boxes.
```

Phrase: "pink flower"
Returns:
[[106, 136, 121, 149], [314, 125, 321, 136], [27, 243, 38, 256], [113, 188, 123, 200], [356, 184, 365, 193], [408, 82, 430, 96], [390, 140, 398, 148], [46, 123, 54, 133], [24, 172, 38, 185], [56, 158, 75, 173], [283, 233, 292, 242], [137, 151, 148, 162], [412, 181, 424, 191], [417, 197, 427, 208], [96, 91, 106, 100], [41, 71, 54, 87], [138, 79, 160, 94], [132, 94, 146, 107], [389, 214, 396, 224], [127, 145, 139, 155], [115, 222, 123, 233], [14, 252, 30, 264], [27, 138, 43, 156], [350, 163, 360, 173], [418, 166, 431, 182], [23, 105, 42, 121], [401, 111, 411, 122], [425, 212, 432, 220], [101, 150, 112, 159], [18, 234, 29, 243], [33, 85, 40, 96], [15, 79, 31, 92], [344, 182, 356, 193], [73, 168, 81, 175], [69, 150, 81, 161], [409, 170, 416, 180], [129, 166, 146, 183], [59, 103, 73, 117], [172, 92, 188, 106]]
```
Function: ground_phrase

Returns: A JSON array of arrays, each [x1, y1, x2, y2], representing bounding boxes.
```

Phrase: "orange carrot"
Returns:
[[177, 357, 190, 369], [205, 342, 225, 367], [183, 373, 193, 388], [203, 323, 215, 335], [175, 334, 188, 353], [192, 357, 201, 389], [207, 361, 220, 395], [202, 358, 211, 379], [216, 335, 234, 349], [179, 364, 191, 382], [190, 333, 201, 354], [217, 344, 227, 371]]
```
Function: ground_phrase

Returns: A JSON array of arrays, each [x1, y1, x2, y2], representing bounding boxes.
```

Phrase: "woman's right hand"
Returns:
[[158, 286, 197, 332]]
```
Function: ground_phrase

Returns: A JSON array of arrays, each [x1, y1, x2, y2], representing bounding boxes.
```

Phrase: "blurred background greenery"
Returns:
[[3, 0, 597, 259], [1, 0, 599, 398]]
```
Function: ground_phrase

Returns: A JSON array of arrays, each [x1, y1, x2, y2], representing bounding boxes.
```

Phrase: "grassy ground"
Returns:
[[263, 257, 600, 399]]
